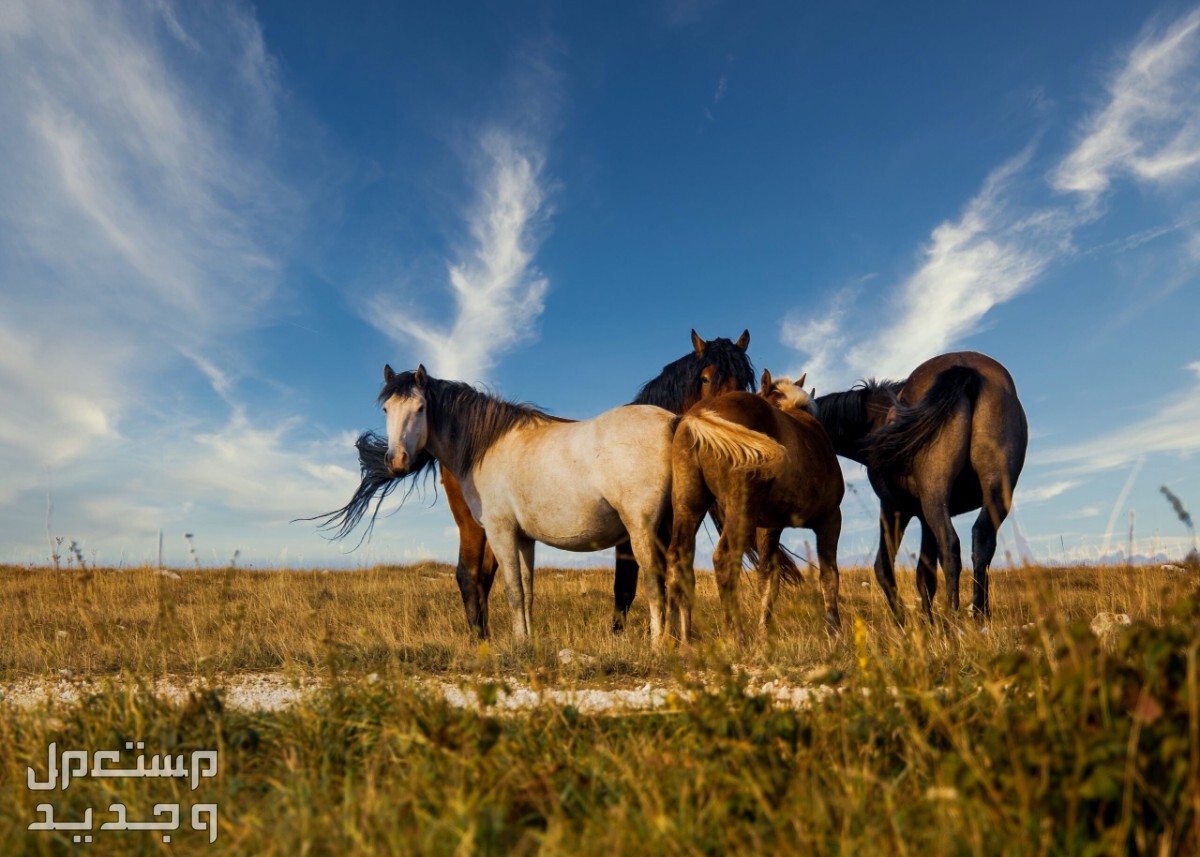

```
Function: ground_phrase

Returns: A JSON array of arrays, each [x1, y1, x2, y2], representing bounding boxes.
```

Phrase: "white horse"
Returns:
[[379, 364, 677, 641]]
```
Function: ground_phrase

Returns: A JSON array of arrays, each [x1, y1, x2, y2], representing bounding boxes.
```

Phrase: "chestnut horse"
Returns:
[[375, 365, 678, 641], [318, 330, 787, 637], [813, 351, 1027, 619], [666, 370, 844, 642]]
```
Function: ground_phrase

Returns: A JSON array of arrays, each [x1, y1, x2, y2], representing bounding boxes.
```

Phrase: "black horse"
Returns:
[[815, 351, 1027, 618], [316, 329, 801, 636]]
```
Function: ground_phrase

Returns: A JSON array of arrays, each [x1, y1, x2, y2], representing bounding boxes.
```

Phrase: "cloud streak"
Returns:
[[1052, 8, 1200, 197], [368, 131, 552, 381], [785, 6, 1200, 390], [0, 0, 296, 469], [1037, 362, 1200, 473], [0, 1, 353, 565], [844, 149, 1069, 380]]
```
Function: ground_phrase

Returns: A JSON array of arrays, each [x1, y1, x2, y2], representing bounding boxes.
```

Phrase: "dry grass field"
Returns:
[[2, 561, 1198, 854]]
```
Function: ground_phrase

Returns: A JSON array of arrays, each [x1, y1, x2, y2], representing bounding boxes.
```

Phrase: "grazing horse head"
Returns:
[[380, 364, 432, 476], [632, 329, 755, 413], [758, 368, 817, 417]]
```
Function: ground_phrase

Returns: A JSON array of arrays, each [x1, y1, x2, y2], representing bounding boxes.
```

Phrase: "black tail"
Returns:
[[867, 366, 982, 473], [300, 431, 428, 544]]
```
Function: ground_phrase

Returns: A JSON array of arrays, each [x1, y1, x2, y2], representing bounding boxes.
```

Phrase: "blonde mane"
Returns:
[[762, 373, 817, 418]]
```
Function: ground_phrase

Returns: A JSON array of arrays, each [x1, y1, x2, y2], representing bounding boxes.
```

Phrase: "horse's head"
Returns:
[[683, 328, 754, 408], [695, 364, 726, 402], [759, 368, 817, 417], [380, 363, 434, 476]]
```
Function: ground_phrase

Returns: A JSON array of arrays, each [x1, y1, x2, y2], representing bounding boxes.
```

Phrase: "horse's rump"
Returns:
[[867, 365, 982, 473]]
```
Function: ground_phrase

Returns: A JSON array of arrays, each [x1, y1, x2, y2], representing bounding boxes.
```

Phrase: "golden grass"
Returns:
[[2, 562, 1198, 854], [0, 562, 1192, 685]]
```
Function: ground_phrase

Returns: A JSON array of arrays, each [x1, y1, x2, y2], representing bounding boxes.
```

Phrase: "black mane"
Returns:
[[631, 337, 755, 411], [380, 370, 551, 481], [814, 379, 903, 455], [310, 370, 550, 541]]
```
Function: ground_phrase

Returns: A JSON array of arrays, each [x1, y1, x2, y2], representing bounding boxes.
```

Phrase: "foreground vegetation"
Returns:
[[1, 563, 1198, 854]]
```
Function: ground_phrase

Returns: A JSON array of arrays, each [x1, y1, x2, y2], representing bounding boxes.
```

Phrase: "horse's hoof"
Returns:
[[966, 604, 989, 621]]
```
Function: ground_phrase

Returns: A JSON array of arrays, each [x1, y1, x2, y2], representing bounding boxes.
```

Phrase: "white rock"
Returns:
[[1090, 612, 1132, 636], [557, 648, 597, 667]]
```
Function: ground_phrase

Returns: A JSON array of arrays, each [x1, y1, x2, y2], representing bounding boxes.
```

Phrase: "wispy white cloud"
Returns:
[[368, 129, 553, 382], [704, 75, 729, 121], [1100, 456, 1145, 555], [1052, 8, 1200, 197], [175, 411, 359, 520], [785, 5, 1200, 392], [1037, 362, 1200, 473], [781, 285, 857, 388], [0, 0, 349, 565], [844, 148, 1072, 381], [1019, 479, 1081, 504], [0, 0, 296, 461]]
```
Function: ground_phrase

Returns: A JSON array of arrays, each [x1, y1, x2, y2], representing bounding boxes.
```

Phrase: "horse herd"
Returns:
[[317, 331, 1028, 644]]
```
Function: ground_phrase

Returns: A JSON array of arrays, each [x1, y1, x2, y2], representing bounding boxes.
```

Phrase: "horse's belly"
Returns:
[[519, 501, 626, 552]]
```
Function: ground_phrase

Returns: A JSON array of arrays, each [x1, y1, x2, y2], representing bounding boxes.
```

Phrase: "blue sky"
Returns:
[[2, 1, 1199, 569]]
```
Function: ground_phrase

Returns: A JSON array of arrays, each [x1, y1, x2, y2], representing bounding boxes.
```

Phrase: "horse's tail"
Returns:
[[867, 366, 982, 472], [712, 503, 804, 586], [679, 410, 786, 477]]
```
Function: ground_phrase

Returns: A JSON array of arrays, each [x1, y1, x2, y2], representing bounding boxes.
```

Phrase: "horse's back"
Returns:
[[478, 404, 676, 549]]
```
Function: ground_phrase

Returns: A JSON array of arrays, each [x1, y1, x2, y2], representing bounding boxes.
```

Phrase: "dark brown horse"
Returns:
[[316, 330, 789, 637], [814, 351, 1027, 619], [666, 370, 844, 642]]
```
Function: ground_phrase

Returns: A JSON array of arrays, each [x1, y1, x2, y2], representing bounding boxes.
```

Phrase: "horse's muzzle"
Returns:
[[388, 450, 411, 476]]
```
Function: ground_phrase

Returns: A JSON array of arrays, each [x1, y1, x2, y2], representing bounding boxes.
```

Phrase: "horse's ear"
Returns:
[[797, 372, 807, 389], [811, 387, 817, 399], [415, 364, 428, 387], [760, 368, 772, 393], [690, 329, 706, 355], [384, 364, 395, 383], [736, 329, 750, 351]]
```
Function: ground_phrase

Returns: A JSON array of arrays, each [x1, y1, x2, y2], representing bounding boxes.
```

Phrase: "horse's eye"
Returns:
[[701, 376, 710, 384], [417, 403, 425, 412]]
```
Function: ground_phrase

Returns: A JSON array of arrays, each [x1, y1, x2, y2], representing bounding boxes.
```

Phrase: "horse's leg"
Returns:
[[921, 495, 962, 612], [666, 509, 705, 645], [627, 522, 667, 644], [714, 503, 752, 643], [874, 503, 910, 621], [479, 541, 497, 635], [970, 481, 1010, 617], [443, 468, 496, 638], [814, 510, 842, 634], [612, 540, 638, 634], [517, 537, 536, 635], [754, 528, 782, 637], [915, 521, 939, 621], [486, 526, 529, 641]]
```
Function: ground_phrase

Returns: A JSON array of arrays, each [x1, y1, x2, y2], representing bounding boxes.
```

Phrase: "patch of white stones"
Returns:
[[1, 669, 824, 715]]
